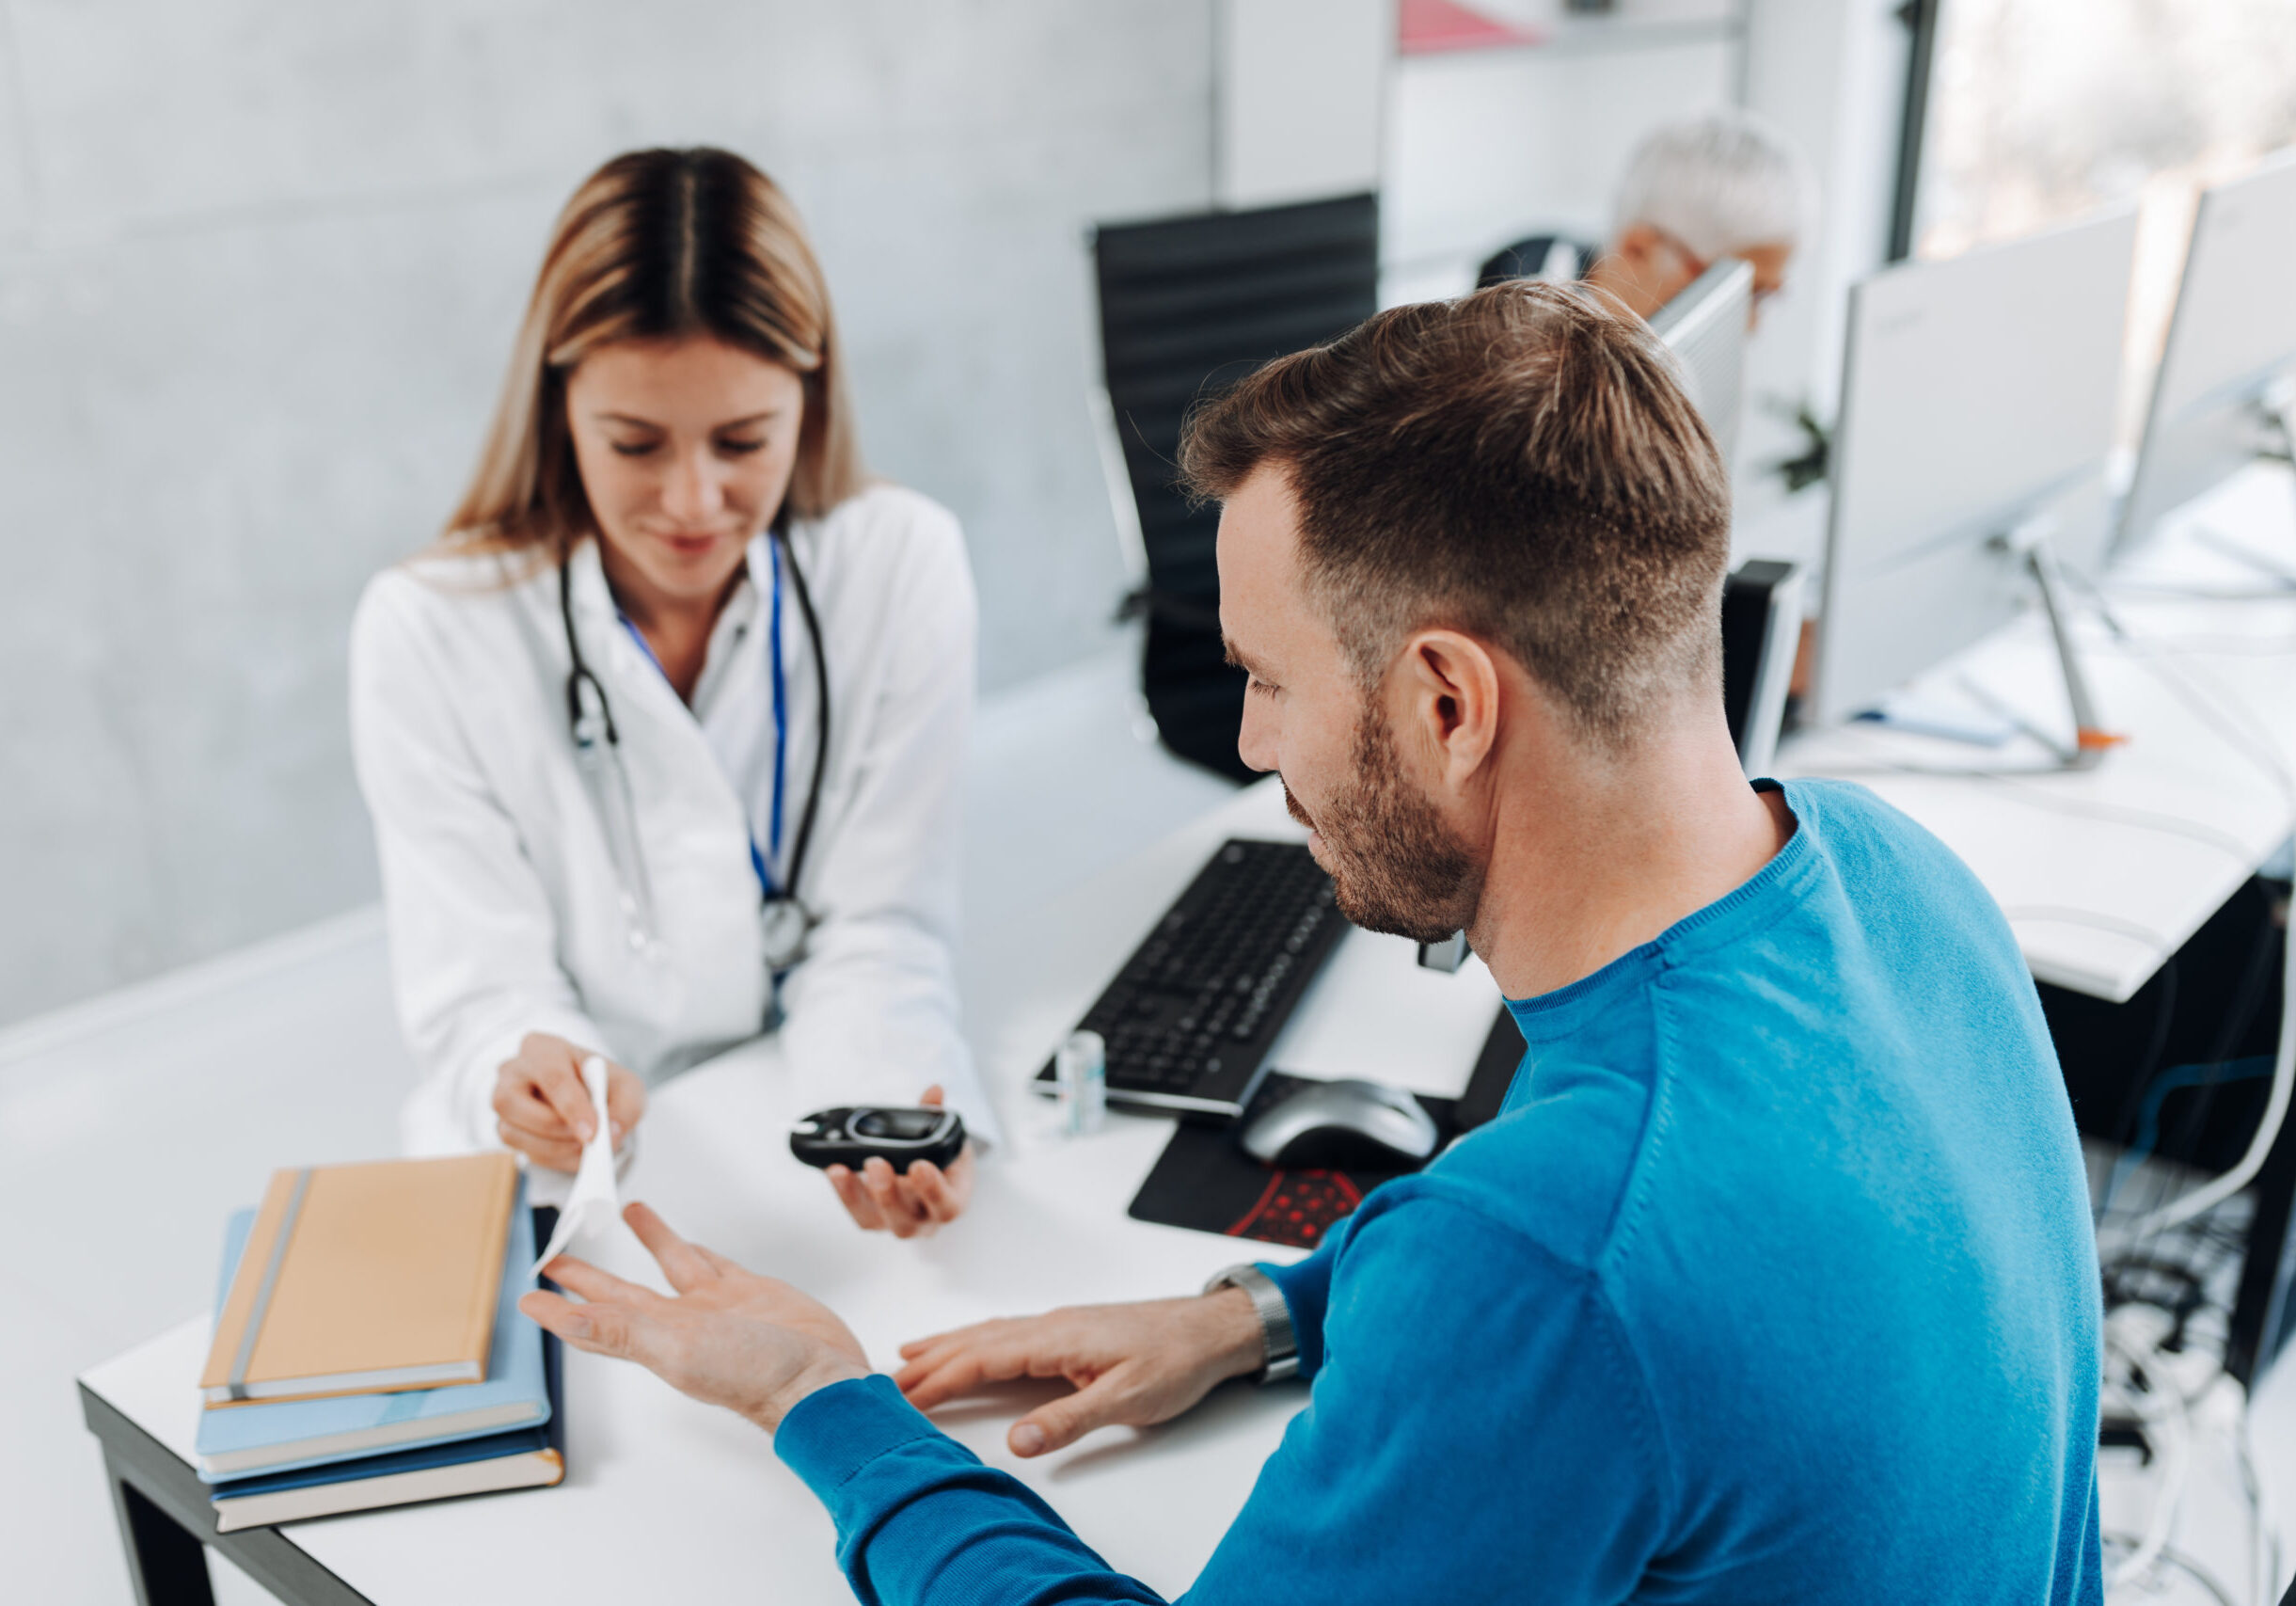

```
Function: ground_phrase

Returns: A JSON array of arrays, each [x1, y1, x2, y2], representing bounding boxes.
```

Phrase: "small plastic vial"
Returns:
[[1055, 1029, 1108, 1137]]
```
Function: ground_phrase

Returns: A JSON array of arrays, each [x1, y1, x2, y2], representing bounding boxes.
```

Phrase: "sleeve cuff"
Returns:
[[1258, 1242, 1340, 1378], [774, 1374, 953, 1500]]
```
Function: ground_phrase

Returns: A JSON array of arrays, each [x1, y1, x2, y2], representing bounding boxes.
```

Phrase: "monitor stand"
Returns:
[[2265, 378, 2296, 533], [1994, 516, 2124, 772], [2263, 374, 2295, 462]]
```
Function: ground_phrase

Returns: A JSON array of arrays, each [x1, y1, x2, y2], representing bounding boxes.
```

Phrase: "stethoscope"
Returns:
[[557, 513, 831, 976]]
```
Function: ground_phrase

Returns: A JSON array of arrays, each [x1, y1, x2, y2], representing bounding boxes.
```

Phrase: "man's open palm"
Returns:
[[520, 1201, 869, 1431]]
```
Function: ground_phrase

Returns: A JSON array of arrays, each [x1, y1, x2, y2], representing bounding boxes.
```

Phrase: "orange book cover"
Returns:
[[199, 1153, 518, 1406]]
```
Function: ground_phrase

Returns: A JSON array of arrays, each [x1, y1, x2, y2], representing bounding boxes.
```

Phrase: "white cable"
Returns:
[[2107, 1312, 2195, 1597], [2102, 1537, 2242, 1606], [2044, 573, 2296, 1245], [2235, 1406, 2278, 1606], [2067, 576, 2296, 807], [2119, 894, 2294, 1239]]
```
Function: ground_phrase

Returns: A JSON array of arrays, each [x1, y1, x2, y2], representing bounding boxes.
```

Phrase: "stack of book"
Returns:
[[196, 1153, 566, 1533]]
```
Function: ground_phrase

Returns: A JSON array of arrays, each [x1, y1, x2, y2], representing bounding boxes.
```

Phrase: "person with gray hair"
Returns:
[[1480, 106, 1816, 326]]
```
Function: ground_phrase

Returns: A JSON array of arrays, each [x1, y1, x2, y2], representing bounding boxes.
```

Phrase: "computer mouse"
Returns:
[[1239, 1079, 1441, 1170]]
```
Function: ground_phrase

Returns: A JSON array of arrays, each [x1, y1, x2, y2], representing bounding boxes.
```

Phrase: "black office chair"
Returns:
[[1091, 194, 1380, 781], [1477, 231, 1596, 289]]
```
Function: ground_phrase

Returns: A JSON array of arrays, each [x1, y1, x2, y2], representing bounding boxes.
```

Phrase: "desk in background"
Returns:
[[1777, 462, 2296, 1004]]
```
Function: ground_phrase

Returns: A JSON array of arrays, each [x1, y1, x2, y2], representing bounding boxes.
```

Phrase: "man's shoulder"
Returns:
[[1379, 1070, 1656, 1275], [1784, 776, 1990, 896], [1779, 775, 2033, 978], [1335, 1168, 1608, 1312]]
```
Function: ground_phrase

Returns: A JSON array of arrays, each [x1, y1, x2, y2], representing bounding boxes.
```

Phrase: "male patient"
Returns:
[[525, 283, 2104, 1602]]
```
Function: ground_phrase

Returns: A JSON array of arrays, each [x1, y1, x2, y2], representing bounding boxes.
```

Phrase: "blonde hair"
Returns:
[[445, 148, 863, 553]]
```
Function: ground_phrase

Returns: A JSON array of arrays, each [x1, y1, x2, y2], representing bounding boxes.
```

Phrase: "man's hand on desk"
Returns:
[[822, 1084, 974, 1238], [494, 1033, 645, 1171], [521, 1201, 869, 1432], [894, 1292, 1267, 1458]]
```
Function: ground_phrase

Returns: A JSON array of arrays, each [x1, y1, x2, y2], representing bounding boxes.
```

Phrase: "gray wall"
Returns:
[[0, 0, 1214, 1025]]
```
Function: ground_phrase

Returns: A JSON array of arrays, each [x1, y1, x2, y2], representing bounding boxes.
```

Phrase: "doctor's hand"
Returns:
[[493, 1033, 646, 1172], [522, 1201, 869, 1433], [894, 1290, 1266, 1458], [823, 1084, 974, 1239]]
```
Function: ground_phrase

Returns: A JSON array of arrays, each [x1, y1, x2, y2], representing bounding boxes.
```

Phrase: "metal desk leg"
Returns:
[[106, 1456, 217, 1606], [82, 1380, 373, 1606]]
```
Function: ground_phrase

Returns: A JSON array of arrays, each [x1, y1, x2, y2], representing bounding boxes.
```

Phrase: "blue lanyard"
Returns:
[[615, 543, 789, 900], [760, 537, 789, 898]]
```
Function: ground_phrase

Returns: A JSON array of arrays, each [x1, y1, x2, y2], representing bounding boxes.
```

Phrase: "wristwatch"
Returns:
[[1203, 1264, 1300, 1384]]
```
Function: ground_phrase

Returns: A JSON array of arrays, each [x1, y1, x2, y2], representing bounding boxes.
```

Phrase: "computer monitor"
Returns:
[[2116, 147, 2296, 554], [1720, 559, 1806, 777], [1649, 257, 1752, 466], [1813, 208, 2140, 739]]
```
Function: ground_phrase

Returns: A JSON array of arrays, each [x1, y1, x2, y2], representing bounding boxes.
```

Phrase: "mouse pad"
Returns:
[[1126, 1009, 1525, 1250]]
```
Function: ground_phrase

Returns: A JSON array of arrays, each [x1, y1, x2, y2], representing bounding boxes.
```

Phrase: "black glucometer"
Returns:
[[789, 1106, 967, 1174]]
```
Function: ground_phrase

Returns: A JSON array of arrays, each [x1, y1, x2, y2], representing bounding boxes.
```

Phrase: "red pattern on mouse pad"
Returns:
[[1226, 1169, 1365, 1248]]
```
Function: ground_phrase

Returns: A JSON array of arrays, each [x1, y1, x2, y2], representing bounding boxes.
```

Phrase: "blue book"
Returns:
[[197, 1185, 552, 1481], [210, 1298, 564, 1533]]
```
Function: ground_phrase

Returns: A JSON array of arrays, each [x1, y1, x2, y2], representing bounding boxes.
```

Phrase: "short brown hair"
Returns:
[[445, 147, 863, 553], [1180, 281, 1731, 747]]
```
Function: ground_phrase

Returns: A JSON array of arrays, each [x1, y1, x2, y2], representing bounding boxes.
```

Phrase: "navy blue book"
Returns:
[[209, 1208, 567, 1533]]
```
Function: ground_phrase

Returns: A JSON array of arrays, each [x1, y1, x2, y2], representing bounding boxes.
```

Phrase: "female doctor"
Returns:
[[350, 147, 994, 1236]]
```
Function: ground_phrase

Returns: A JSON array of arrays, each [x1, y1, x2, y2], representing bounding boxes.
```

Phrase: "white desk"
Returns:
[[80, 780, 1507, 1605], [1777, 461, 2296, 1002], [78, 466, 2296, 1602]]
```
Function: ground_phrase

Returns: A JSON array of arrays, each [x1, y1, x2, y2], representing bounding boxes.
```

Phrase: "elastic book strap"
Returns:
[[227, 1167, 312, 1401]]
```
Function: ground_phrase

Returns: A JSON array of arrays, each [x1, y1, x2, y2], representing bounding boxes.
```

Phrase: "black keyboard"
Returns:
[[1036, 838, 1349, 1120]]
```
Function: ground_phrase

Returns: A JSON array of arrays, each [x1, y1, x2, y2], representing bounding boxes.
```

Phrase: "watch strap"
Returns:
[[1203, 1264, 1299, 1384]]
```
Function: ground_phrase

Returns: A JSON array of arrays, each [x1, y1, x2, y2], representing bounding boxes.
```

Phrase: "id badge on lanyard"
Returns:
[[613, 528, 826, 989]]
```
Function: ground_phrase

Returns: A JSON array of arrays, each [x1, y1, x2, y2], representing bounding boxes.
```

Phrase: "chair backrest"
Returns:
[[1091, 194, 1380, 779]]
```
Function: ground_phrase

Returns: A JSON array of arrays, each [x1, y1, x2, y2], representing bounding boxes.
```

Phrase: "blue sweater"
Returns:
[[776, 779, 2104, 1603]]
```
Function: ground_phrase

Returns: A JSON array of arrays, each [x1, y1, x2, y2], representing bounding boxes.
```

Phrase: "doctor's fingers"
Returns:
[[495, 1102, 589, 1159], [496, 1118, 586, 1173], [527, 1055, 603, 1144], [604, 1065, 647, 1135], [901, 1160, 963, 1224], [824, 1165, 886, 1230], [494, 1060, 594, 1145], [862, 1158, 938, 1239]]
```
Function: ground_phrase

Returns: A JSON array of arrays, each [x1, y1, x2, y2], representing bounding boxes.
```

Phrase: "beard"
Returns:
[[1284, 697, 1483, 946]]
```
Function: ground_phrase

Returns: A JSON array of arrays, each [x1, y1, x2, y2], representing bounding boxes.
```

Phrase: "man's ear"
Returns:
[[1394, 629, 1500, 790]]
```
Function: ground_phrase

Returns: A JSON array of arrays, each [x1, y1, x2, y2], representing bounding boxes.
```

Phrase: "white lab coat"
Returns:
[[348, 483, 999, 1160]]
